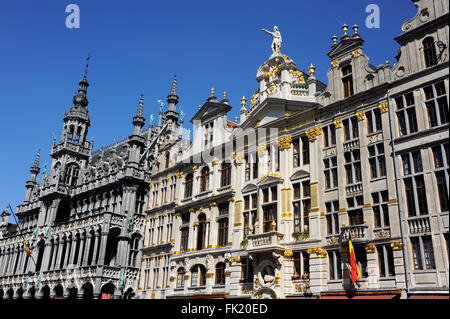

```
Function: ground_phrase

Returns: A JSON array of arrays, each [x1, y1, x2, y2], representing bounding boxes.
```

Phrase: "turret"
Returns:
[[24, 151, 41, 203]]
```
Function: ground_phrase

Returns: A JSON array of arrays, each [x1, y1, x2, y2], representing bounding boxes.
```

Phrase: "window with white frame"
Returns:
[[377, 245, 395, 278], [410, 235, 436, 270], [326, 201, 340, 236], [372, 191, 390, 229], [344, 149, 362, 184], [324, 156, 338, 189]]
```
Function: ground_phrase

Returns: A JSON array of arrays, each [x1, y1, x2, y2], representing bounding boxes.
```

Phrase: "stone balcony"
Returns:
[[408, 215, 431, 235], [340, 224, 369, 244], [246, 231, 284, 251]]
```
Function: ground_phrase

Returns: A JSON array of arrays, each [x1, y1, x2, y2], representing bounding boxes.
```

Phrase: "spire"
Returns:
[[133, 94, 145, 135], [165, 75, 180, 124], [32, 149, 41, 170]]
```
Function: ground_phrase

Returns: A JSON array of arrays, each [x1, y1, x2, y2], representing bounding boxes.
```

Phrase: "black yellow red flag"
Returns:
[[349, 239, 360, 284]]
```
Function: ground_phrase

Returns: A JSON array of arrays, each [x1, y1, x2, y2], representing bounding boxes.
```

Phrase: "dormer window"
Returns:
[[423, 37, 437, 68], [342, 65, 354, 98]]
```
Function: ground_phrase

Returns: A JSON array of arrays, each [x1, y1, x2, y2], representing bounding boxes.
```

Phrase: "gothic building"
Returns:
[[0, 0, 448, 300], [0, 72, 185, 299]]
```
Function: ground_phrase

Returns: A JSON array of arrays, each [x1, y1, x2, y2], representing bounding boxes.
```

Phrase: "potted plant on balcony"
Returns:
[[240, 238, 249, 248], [292, 229, 309, 241]]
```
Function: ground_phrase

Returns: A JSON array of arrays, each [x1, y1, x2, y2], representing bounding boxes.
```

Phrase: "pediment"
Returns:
[[241, 183, 257, 194], [257, 173, 283, 186], [191, 101, 231, 123], [327, 38, 364, 59], [290, 169, 310, 181]]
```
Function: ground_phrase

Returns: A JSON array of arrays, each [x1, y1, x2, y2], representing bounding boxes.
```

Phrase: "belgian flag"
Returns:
[[24, 240, 32, 258], [349, 239, 360, 284]]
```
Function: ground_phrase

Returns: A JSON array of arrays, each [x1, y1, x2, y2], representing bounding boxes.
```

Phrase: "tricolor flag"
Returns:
[[349, 239, 360, 284], [24, 241, 32, 258]]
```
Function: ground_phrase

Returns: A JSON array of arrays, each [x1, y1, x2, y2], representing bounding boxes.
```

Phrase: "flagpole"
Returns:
[[7, 204, 37, 269]]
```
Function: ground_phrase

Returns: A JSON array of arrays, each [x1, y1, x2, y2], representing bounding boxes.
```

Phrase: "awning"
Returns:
[[351, 295, 397, 299], [319, 295, 350, 299], [409, 295, 449, 300]]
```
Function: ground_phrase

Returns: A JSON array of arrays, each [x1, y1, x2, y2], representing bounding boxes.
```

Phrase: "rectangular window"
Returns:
[[328, 250, 342, 280], [323, 124, 336, 148], [372, 191, 390, 228], [411, 236, 436, 270], [302, 136, 310, 165], [326, 201, 339, 235], [180, 228, 189, 253], [377, 245, 395, 277], [344, 150, 361, 184], [368, 143, 386, 179], [293, 138, 300, 168], [217, 219, 228, 247], [263, 204, 277, 232], [342, 65, 354, 98], [396, 92, 418, 136], [424, 82, 449, 127]]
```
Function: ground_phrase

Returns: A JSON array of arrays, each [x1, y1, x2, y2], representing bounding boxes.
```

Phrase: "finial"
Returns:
[[331, 35, 338, 46], [33, 149, 41, 168], [352, 24, 359, 34], [198, 105, 202, 110], [385, 60, 390, 66], [210, 88, 215, 97], [235, 116, 238, 123], [136, 94, 144, 117], [241, 96, 247, 108], [342, 23, 349, 35], [170, 75, 177, 95], [308, 64, 316, 77], [223, 91, 227, 99]]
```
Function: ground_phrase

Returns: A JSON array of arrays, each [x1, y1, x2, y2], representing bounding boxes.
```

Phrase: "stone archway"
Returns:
[[81, 282, 94, 299], [54, 284, 64, 299], [27, 287, 36, 299], [6, 288, 14, 299], [40, 285, 51, 299], [67, 287, 78, 299], [100, 283, 116, 299], [123, 287, 135, 299]]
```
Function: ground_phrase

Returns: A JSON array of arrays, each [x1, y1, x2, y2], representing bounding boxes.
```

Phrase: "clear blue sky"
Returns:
[[0, 0, 417, 217]]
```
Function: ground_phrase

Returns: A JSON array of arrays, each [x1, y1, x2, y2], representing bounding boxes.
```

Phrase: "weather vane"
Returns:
[[84, 53, 91, 77]]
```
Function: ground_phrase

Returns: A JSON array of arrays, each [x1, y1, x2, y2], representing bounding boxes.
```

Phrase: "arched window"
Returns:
[[67, 126, 75, 142], [191, 264, 206, 287], [184, 174, 193, 198], [64, 163, 80, 186], [177, 267, 185, 288], [220, 163, 231, 187], [423, 37, 437, 68], [197, 213, 207, 251], [200, 167, 209, 193], [215, 262, 225, 285]]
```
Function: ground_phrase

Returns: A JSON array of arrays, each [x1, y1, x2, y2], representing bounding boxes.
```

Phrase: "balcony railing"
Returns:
[[340, 224, 368, 242], [408, 216, 431, 234], [346, 182, 363, 196], [247, 231, 284, 248]]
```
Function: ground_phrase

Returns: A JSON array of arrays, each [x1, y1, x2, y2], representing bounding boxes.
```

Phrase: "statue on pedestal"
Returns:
[[261, 26, 282, 56]]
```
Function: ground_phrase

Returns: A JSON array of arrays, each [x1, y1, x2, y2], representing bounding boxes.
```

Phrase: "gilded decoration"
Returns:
[[352, 48, 362, 59], [379, 101, 389, 113], [356, 110, 366, 121], [290, 70, 305, 83], [284, 249, 293, 259], [365, 244, 376, 253], [278, 136, 293, 150], [305, 126, 322, 141], [212, 158, 220, 166], [334, 118, 342, 129], [331, 59, 339, 68], [391, 241, 403, 251], [229, 256, 241, 263], [307, 247, 327, 257]]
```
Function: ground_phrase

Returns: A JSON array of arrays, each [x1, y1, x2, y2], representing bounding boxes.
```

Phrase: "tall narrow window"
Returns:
[[423, 37, 437, 68], [199, 167, 209, 193], [220, 163, 231, 187], [302, 136, 310, 165], [184, 174, 193, 198], [342, 65, 354, 98], [395, 93, 418, 136], [293, 138, 300, 167]]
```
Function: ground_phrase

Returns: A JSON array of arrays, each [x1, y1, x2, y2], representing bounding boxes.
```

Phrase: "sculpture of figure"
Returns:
[[157, 99, 165, 112], [179, 108, 185, 122], [149, 114, 154, 126], [261, 26, 282, 56]]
